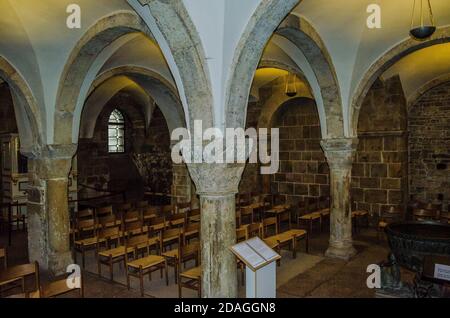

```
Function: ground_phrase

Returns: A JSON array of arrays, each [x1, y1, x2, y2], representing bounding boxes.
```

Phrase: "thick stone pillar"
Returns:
[[321, 138, 358, 260], [187, 163, 245, 298], [26, 145, 76, 276]]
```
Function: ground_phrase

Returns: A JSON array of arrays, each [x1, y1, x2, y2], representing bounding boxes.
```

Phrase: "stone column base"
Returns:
[[325, 242, 357, 261], [48, 251, 74, 276]]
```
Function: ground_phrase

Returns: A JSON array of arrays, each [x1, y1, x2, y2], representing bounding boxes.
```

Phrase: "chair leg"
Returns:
[[165, 260, 169, 286], [81, 247, 85, 269], [126, 271, 130, 290], [305, 233, 309, 254], [178, 277, 182, 298], [109, 257, 114, 281], [139, 269, 144, 297]]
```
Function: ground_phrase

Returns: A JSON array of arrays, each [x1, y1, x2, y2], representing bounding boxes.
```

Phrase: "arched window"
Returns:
[[108, 109, 125, 153]]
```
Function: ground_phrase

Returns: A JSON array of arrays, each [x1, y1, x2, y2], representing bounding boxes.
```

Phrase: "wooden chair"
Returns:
[[135, 200, 149, 210], [115, 203, 133, 215], [76, 208, 94, 221], [240, 206, 254, 225], [262, 217, 278, 237], [176, 202, 191, 214], [97, 214, 120, 229], [72, 219, 98, 268], [188, 208, 200, 223], [125, 235, 165, 296], [298, 210, 321, 235], [169, 213, 186, 228], [96, 205, 113, 218], [123, 220, 147, 239], [97, 235, 136, 281], [161, 232, 183, 284], [96, 226, 122, 252], [352, 210, 370, 233], [247, 223, 262, 238], [378, 206, 403, 240], [40, 272, 84, 298], [123, 210, 142, 224], [148, 216, 167, 236], [413, 208, 437, 222], [143, 206, 159, 225], [235, 210, 242, 228], [183, 222, 200, 244], [160, 228, 182, 252], [0, 262, 40, 297], [161, 205, 174, 217], [178, 266, 201, 298]]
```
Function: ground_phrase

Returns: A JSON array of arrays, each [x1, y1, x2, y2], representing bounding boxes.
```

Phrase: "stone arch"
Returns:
[[136, 0, 214, 130], [407, 73, 450, 108], [225, 0, 300, 129], [54, 11, 152, 145], [82, 66, 185, 137], [276, 14, 344, 138], [350, 26, 450, 136], [0, 56, 43, 154]]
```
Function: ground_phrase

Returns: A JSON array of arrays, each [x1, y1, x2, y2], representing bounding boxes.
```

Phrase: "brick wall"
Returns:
[[351, 76, 408, 219], [409, 81, 450, 206], [270, 97, 329, 207]]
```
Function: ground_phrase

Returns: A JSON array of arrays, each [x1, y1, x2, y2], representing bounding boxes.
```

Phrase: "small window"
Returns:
[[108, 109, 125, 153]]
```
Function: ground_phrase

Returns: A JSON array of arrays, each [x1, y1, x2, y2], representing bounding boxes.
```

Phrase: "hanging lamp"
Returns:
[[410, 0, 436, 40], [285, 73, 297, 97]]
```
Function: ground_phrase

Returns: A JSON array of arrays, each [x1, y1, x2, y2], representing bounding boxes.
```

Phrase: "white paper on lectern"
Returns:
[[246, 237, 279, 262], [434, 264, 450, 281], [232, 242, 266, 269]]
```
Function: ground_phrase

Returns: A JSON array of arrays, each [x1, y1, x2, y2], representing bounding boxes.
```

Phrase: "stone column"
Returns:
[[187, 163, 245, 298], [321, 138, 358, 260], [26, 145, 76, 276]]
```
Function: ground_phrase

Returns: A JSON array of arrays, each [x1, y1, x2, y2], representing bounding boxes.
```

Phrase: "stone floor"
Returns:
[[0, 226, 392, 298]]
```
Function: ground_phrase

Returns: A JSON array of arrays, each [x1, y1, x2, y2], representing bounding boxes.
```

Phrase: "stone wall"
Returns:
[[409, 81, 450, 206], [351, 76, 408, 218], [270, 97, 329, 207], [0, 83, 18, 134], [78, 92, 172, 201]]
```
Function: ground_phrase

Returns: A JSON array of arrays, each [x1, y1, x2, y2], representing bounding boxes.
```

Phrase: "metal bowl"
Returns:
[[410, 26, 436, 40], [385, 221, 450, 272]]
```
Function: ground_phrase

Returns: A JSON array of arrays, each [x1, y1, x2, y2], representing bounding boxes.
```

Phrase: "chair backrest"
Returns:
[[247, 223, 262, 238], [236, 227, 248, 242], [98, 226, 121, 240], [318, 196, 330, 209], [425, 202, 442, 212], [381, 206, 403, 222], [143, 206, 159, 219], [77, 218, 95, 232], [126, 233, 149, 248], [116, 203, 133, 214], [0, 247, 7, 269], [177, 202, 191, 214], [184, 222, 200, 234], [77, 208, 94, 220], [97, 214, 118, 229], [179, 241, 200, 263], [263, 217, 278, 236], [413, 208, 437, 221], [240, 206, 253, 216], [124, 210, 142, 223], [161, 205, 174, 216], [162, 227, 182, 240], [123, 220, 146, 237], [169, 213, 186, 227], [96, 205, 113, 218], [305, 197, 318, 212], [135, 200, 149, 209], [279, 212, 291, 229]]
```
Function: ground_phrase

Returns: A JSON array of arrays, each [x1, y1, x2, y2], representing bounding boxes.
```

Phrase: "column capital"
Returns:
[[187, 163, 244, 196], [320, 138, 358, 169], [30, 144, 77, 179]]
